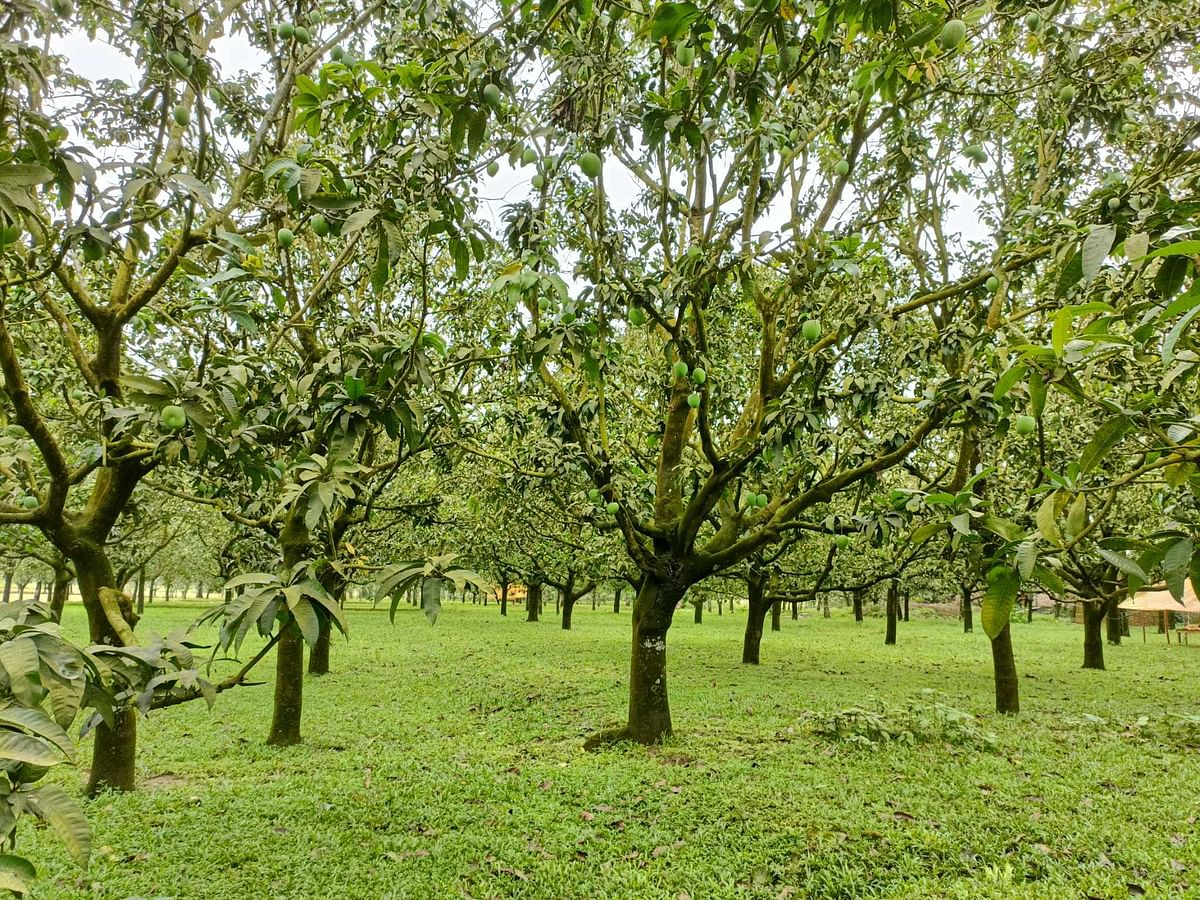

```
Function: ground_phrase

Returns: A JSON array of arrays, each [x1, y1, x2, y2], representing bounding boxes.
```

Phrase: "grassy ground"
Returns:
[[22, 598, 1200, 899]]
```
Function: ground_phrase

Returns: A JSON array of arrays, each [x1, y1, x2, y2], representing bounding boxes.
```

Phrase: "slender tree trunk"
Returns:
[[72, 544, 138, 796], [614, 584, 622, 613], [1106, 606, 1122, 645], [822, 594, 831, 619], [500, 579, 508, 617], [526, 580, 541, 622], [31, 581, 41, 603], [853, 589, 864, 623], [50, 567, 71, 621], [961, 582, 974, 633], [791, 600, 798, 620], [16, 582, 25, 602], [693, 600, 702, 624], [902, 592, 909, 622], [267, 619, 304, 745], [2, 572, 11, 603], [991, 623, 1019, 714], [885, 581, 899, 645], [1082, 601, 1105, 670], [770, 599, 781, 632], [268, 512, 310, 745], [307, 567, 343, 676], [135, 567, 146, 616], [562, 596, 575, 630], [742, 572, 769, 664]]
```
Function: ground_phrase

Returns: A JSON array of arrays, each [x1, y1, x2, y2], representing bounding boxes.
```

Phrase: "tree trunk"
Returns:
[[961, 582, 974, 633], [902, 592, 909, 622], [268, 511, 310, 744], [853, 589, 863, 623], [693, 600, 702, 624], [622, 579, 675, 742], [49, 568, 71, 621], [308, 615, 332, 676], [1106, 606, 1122, 645], [885, 581, 898, 645], [742, 572, 769, 664], [526, 580, 541, 622], [2, 572, 11, 603], [135, 567, 146, 616], [72, 545, 138, 796], [500, 579, 508, 617], [991, 623, 1019, 714], [267, 619, 304, 745], [614, 584, 622, 613], [1082, 601, 1105, 670], [561, 595, 575, 630], [31, 581, 41, 603], [770, 599, 781, 632], [822, 594, 831, 619], [791, 600, 798, 620], [307, 567, 343, 676]]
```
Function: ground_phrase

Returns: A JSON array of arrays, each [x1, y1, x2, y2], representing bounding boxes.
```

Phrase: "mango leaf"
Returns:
[[981, 514, 1024, 542], [1036, 493, 1062, 546], [1079, 417, 1129, 474], [0, 732, 64, 767], [1138, 239, 1200, 260], [1096, 547, 1148, 583], [0, 638, 42, 707], [992, 362, 1026, 400], [1081, 224, 1116, 283], [649, 2, 701, 41], [1015, 541, 1038, 580], [1032, 564, 1065, 596], [1066, 492, 1087, 538], [27, 784, 90, 867], [982, 567, 1019, 639], [420, 577, 442, 626]]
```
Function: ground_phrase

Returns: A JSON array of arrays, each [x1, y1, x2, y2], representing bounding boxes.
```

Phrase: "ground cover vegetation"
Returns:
[[0, 0, 1198, 895]]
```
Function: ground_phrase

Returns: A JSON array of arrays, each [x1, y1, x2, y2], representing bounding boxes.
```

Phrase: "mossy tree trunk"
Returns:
[[885, 580, 899, 645], [1082, 600, 1106, 670], [742, 569, 769, 664], [267, 511, 310, 746], [991, 623, 1019, 714], [770, 599, 781, 632]]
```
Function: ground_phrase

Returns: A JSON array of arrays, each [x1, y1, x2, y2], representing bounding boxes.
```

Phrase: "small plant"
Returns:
[[809, 692, 997, 750]]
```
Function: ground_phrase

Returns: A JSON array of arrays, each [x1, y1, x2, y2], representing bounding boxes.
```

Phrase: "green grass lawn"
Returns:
[[23, 599, 1200, 899]]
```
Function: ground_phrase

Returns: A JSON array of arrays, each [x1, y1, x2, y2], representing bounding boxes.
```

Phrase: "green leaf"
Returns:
[[1123, 232, 1149, 260], [1096, 546, 1149, 583], [1037, 493, 1062, 546], [1051, 309, 1071, 355], [1138, 239, 1200, 260], [0, 638, 42, 707], [288, 598, 320, 648], [1081, 224, 1116, 284], [649, 2, 701, 41], [1066, 492, 1087, 539], [0, 855, 36, 889], [27, 783, 90, 867], [0, 164, 54, 186], [341, 208, 378, 235], [1032, 564, 1065, 596], [1162, 303, 1200, 365], [909, 521, 943, 545], [0, 702, 73, 760], [1154, 255, 1190, 299], [982, 567, 1018, 639], [980, 515, 1024, 543], [1015, 541, 1038, 580], [0, 732, 65, 767], [992, 362, 1026, 401], [420, 577, 442, 626], [1079, 417, 1129, 474]]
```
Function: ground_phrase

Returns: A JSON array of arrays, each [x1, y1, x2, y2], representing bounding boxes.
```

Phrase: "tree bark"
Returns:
[[961, 582, 974, 633], [991, 623, 1019, 714], [268, 510, 310, 744], [791, 600, 798, 620], [742, 570, 769, 664], [135, 567, 146, 616], [1082, 600, 1105, 670], [266, 619, 304, 745], [1106, 605, 1122, 645], [72, 544, 138, 796], [614, 584, 622, 613], [49, 567, 71, 622], [2, 572, 11, 603], [853, 589, 864, 623], [885, 581, 899, 645], [307, 567, 343, 676], [526, 580, 541, 622], [770, 599, 781, 632], [624, 579, 675, 742], [561, 595, 575, 630], [692, 599, 702, 624], [500, 578, 508, 617], [902, 592, 910, 622]]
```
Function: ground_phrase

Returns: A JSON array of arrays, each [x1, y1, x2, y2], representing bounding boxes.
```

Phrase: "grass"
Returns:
[[23, 598, 1200, 899]]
